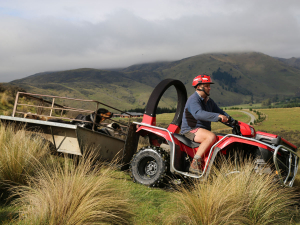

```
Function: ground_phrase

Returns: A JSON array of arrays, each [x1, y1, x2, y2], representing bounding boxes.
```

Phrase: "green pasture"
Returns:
[[110, 171, 174, 225], [212, 110, 250, 131], [254, 107, 300, 132], [252, 107, 300, 148]]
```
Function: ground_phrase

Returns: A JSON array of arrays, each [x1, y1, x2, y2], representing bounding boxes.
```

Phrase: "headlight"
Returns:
[[250, 127, 255, 136]]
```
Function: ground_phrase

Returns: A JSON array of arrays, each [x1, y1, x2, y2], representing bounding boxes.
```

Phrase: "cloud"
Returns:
[[0, 0, 300, 82]]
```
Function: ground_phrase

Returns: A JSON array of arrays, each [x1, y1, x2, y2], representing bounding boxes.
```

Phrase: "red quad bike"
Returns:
[[129, 79, 299, 187]]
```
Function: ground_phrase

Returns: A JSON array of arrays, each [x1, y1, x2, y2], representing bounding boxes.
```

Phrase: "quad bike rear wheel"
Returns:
[[130, 146, 169, 187]]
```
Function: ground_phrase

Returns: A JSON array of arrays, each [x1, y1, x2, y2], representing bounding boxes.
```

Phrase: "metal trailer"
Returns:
[[0, 92, 139, 166]]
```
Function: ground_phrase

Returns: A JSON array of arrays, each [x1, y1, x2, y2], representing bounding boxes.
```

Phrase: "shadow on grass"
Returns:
[[0, 197, 18, 225], [0, 209, 18, 225], [0, 187, 19, 224]]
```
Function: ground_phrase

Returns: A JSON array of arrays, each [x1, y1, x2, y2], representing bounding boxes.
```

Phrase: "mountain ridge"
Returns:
[[10, 52, 300, 109], [274, 57, 300, 70]]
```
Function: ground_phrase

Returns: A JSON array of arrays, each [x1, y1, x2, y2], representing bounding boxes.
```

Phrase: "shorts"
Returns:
[[183, 128, 200, 142]]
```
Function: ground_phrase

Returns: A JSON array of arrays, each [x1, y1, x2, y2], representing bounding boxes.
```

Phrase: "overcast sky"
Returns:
[[1, 0, 300, 82]]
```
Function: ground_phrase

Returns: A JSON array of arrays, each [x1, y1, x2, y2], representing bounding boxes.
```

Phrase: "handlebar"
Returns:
[[219, 115, 240, 128], [218, 115, 241, 135], [218, 116, 234, 127]]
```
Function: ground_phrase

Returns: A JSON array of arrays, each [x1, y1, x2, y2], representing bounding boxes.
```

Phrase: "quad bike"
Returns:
[[130, 79, 299, 187]]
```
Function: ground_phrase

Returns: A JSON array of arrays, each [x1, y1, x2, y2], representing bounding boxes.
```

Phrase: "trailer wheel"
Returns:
[[130, 146, 169, 187]]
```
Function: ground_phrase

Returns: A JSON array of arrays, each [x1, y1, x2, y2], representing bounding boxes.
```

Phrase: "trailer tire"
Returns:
[[130, 146, 169, 187]]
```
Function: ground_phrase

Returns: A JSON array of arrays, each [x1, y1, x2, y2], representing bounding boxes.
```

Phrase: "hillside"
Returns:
[[0, 83, 26, 115], [274, 57, 300, 70], [10, 52, 300, 109], [10, 69, 172, 111]]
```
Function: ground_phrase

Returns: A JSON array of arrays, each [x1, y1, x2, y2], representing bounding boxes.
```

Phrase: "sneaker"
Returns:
[[189, 158, 203, 175]]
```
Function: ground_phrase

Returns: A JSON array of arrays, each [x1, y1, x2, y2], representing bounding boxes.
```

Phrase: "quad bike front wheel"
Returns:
[[130, 146, 169, 187]]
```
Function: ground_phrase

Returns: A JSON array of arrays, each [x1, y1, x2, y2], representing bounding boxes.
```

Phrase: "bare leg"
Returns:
[[193, 128, 216, 157], [189, 128, 216, 174]]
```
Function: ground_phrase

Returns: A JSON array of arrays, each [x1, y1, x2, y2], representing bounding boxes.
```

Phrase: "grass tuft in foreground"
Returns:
[[0, 124, 50, 187], [12, 151, 133, 225], [165, 157, 298, 225]]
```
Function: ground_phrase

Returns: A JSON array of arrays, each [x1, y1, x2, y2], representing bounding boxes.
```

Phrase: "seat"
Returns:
[[173, 133, 200, 148]]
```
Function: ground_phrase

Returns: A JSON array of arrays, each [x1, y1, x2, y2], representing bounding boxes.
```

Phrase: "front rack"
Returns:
[[273, 145, 299, 187]]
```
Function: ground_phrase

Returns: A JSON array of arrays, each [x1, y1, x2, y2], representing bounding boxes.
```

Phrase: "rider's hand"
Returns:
[[218, 115, 228, 123]]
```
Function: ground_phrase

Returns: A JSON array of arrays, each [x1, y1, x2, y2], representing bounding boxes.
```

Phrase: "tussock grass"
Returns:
[[1, 93, 9, 106], [294, 171, 300, 193], [2, 110, 12, 116], [13, 151, 133, 225], [165, 158, 298, 225], [0, 124, 50, 187]]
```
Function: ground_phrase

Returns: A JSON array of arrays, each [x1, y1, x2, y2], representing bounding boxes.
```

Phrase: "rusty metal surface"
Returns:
[[16, 92, 133, 116], [50, 126, 82, 155], [0, 115, 81, 155], [12, 91, 134, 134], [77, 126, 125, 161], [3, 91, 135, 162], [122, 123, 139, 166], [12, 92, 19, 117], [0, 115, 126, 159], [0, 115, 77, 129]]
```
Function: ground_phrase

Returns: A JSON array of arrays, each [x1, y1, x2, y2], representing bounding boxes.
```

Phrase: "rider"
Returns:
[[180, 74, 230, 174]]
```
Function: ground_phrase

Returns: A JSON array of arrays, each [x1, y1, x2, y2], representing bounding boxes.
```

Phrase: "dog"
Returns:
[[98, 122, 122, 136], [71, 108, 113, 129], [24, 113, 50, 121], [107, 122, 122, 131], [24, 113, 72, 124], [24, 108, 113, 129]]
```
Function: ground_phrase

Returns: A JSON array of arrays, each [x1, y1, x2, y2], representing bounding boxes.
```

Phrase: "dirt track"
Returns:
[[239, 110, 256, 124]]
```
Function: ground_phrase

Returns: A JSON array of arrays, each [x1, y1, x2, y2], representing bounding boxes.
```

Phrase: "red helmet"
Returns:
[[192, 74, 214, 87]]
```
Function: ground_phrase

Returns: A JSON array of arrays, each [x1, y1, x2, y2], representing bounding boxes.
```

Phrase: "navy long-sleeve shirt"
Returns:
[[180, 92, 229, 134]]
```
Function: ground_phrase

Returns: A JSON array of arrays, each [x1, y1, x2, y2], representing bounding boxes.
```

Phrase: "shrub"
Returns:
[[253, 110, 266, 125], [1, 93, 9, 106], [262, 99, 271, 107], [294, 171, 300, 193], [0, 124, 50, 186], [3, 110, 12, 116], [165, 158, 297, 225], [13, 151, 133, 225], [0, 92, 14, 106]]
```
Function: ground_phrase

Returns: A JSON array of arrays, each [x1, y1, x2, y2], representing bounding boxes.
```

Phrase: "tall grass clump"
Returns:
[[0, 124, 50, 187], [294, 171, 300, 194], [165, 157, 297, 225], [2, 109, 12, 116], [1, 93, 9, 106], [13, 151, 133, 225]]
